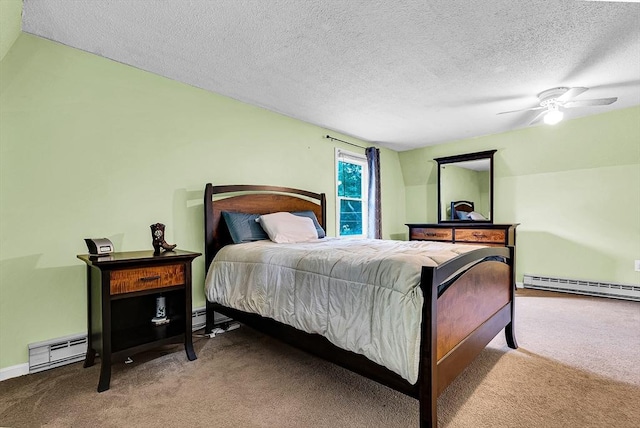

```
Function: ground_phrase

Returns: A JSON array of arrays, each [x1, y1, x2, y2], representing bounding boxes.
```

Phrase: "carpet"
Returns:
[[1, 289, 638, 427]]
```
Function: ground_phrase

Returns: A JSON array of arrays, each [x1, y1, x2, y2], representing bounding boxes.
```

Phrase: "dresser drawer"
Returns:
[[455, 229, 506, 244], [110, 264, 185, 295], [410, 227, 453, 241]]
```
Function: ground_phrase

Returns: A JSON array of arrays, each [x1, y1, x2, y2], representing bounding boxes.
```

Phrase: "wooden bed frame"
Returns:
[[203, 183, 517, 428], [450, 200, 474, 220]]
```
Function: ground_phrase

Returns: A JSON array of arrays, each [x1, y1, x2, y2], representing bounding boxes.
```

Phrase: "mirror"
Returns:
[[435, 150, 496, 223]]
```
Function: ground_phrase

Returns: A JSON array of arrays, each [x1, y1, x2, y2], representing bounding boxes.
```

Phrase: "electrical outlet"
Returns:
[[635, 260, 640, 272]]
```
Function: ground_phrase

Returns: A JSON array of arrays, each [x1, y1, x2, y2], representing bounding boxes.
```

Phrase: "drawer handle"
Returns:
[[139, 275, 161, 282], [472, 233, 487, 238], [425, 232, 437, 237]]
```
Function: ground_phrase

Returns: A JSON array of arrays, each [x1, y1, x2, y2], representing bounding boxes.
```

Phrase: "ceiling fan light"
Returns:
[[544, 108, 564, 125]]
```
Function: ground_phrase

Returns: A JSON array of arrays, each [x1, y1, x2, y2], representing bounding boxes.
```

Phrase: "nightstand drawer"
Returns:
[[110, 264, 185, 295], [455, 229, 506, 244], [410, 227, 453, 241]]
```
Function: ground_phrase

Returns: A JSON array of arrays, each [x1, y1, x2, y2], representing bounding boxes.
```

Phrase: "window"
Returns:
[[335, 149, 368, 237]]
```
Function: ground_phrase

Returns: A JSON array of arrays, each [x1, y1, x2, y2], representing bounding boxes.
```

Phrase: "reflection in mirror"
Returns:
[[441, 159, 490, 220], [435, 150, 496, 223]]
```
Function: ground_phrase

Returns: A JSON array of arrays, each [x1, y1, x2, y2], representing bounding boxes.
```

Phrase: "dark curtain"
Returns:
[[366, 147, 381, 239]]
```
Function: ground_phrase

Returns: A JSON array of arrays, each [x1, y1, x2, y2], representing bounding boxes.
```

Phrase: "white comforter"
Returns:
[[205, 238, 484, 383]]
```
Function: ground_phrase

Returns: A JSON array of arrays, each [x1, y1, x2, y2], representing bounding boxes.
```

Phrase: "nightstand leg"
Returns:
[[185, 339, 197, 361], [97, 360, 111, 392], [84, 266, 95, 368], [83, 348, 96, 368]]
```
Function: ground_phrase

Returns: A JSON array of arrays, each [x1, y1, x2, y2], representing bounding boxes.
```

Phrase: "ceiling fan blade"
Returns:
[[556, 87, 588, 102], [529, 109, 548, 125], [563, 97, 618, 108], [497, 105, 545, 115]]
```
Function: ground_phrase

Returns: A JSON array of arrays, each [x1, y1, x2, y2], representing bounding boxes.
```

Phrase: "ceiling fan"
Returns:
[[497, 87, 618, 125]]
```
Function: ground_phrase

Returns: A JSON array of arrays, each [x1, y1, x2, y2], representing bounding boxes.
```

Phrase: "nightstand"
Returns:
[[77, 249, 201, 392]]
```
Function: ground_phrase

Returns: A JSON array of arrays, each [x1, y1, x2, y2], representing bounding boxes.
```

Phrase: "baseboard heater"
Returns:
[[28, 308, 232, 374], [523, 274, 640, 302], [28, 333, 88, 374]]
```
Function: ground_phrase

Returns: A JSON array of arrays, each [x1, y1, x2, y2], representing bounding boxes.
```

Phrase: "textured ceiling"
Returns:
[[21, 0, 640, 151]]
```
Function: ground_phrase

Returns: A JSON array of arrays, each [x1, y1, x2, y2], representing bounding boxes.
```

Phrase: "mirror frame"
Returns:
[[435, 149, 497, 224]]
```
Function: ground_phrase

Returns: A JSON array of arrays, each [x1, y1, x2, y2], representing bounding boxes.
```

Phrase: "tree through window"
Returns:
[[336, 150, 368, 237]]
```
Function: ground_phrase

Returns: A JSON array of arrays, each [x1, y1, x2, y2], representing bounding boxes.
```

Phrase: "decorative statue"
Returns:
[[150, 223, 177, 255]]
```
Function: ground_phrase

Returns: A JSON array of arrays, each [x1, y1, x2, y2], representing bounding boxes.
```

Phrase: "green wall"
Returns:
[[0, 34, 406, 370], [400, 106, 640, 287], [0, 0, 22, 62]]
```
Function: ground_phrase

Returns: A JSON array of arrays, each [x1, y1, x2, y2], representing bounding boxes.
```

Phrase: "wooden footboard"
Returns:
[[436, 261, 510, 361], [436, 258, 512, 390], [418, 246, 516, 427], [203, 184, 517, 428]]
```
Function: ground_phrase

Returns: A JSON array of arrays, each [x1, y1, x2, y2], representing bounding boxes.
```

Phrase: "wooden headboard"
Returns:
[[204, 184, 326, 269], [450, 200, 474, 220]]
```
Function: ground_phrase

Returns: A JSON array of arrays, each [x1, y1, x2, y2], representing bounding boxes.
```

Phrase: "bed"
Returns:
[[203, 183, 517, 428], [450, 200, 489, 221], [450, 200, 474, 220]]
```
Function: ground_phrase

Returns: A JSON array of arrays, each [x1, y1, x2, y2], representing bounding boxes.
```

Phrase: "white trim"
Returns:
[[0, 363, 29, 382], [336, 148, 366, 162], [515, 281, 524, 289]]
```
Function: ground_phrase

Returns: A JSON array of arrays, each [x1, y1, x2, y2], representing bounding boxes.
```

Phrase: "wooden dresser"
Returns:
[[406, 223, 518, 247]]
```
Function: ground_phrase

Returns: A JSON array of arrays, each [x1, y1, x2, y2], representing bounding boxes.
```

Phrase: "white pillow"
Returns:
[[468, 211, 487, 221], [258, 212, 319, 243]]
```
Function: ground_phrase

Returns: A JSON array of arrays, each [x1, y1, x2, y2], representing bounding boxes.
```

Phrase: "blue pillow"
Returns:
[[456, 210, 470, 220], [221, 211, 268, 244], [292, 211, 326, 238]]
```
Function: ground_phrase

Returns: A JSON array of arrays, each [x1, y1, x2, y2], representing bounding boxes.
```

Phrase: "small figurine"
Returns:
[[150, 223, 177, 255]]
